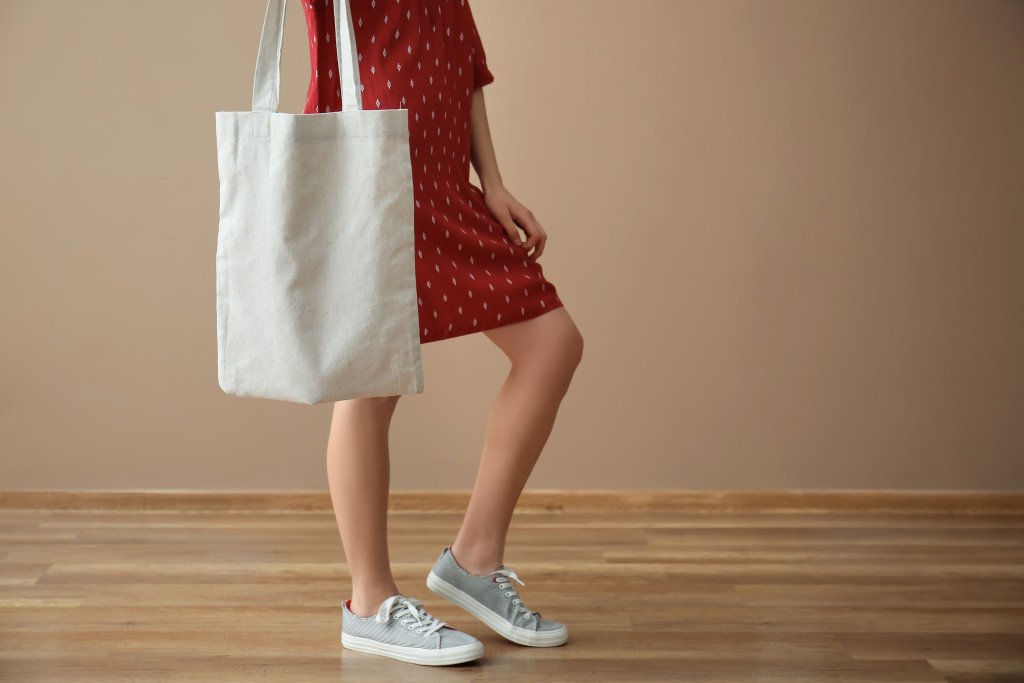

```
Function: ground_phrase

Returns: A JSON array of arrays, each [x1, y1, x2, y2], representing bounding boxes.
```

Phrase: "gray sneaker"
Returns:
[[341, 593, 484, 666], [426, 546, 569, 647]]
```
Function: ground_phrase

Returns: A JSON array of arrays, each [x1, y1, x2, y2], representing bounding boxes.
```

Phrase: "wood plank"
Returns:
[[2, 489, 1022, 513]]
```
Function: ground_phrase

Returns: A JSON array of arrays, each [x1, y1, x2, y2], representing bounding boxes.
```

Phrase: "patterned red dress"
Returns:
[[301, 0, 563, 344]]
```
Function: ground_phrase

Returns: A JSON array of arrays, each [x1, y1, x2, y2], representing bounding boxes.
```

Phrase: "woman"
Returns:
[[302, 0, 584, 666]]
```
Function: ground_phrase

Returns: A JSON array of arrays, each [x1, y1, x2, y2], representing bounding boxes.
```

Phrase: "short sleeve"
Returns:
[[464, 0, 495, 89]]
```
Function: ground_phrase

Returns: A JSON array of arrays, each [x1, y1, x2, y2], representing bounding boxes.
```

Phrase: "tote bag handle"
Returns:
[[251, 0, 362, 113]]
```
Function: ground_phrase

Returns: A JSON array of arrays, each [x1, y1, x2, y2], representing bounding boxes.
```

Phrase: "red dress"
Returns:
[[301, 0, 563, 344]]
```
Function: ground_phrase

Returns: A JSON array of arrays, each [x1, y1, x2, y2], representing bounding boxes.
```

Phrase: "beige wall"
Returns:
[[1, 1, 1021, 492]]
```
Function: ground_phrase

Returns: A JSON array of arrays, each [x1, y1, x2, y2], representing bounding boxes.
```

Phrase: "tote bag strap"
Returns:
[[252, 0, 362, 113]]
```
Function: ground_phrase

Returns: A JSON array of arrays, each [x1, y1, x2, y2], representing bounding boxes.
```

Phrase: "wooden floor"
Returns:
[[1, 507, 1023, 682]]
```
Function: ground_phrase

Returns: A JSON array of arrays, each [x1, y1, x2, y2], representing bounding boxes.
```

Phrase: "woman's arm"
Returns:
[[470, 88, 548, 260], [469, 89, 503, 194]]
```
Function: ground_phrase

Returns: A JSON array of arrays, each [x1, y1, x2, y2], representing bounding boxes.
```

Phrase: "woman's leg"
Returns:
[[326, 394, 402, 617], [449, 306, 584, 576]]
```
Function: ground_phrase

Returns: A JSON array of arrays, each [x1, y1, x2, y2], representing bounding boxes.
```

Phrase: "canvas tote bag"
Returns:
[[214, 0, 424, 404]]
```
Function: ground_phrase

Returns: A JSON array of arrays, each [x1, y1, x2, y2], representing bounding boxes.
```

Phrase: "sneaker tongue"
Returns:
[[376, 594, 408, 620]]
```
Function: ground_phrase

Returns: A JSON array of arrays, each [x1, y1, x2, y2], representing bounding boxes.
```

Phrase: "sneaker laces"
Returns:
[[493, 568, 540, 621], [375, 595, 448, 637]]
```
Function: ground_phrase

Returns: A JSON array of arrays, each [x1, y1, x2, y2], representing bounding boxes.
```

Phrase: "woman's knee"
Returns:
[[487, 306, 583, 369], [565, 323, 584, 368], [333, 394, 402, 420], [549, 311, 584, 369]]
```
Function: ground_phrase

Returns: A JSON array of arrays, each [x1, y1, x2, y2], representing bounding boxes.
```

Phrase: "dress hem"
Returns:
[[420, 296, 564, 345]]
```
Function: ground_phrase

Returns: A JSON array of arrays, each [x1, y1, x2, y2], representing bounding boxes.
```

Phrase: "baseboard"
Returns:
[[0, 489, 1021, 513]]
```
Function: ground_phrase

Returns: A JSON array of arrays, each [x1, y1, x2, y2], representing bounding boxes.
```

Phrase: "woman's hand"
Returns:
[[481, 184, 548, 261]]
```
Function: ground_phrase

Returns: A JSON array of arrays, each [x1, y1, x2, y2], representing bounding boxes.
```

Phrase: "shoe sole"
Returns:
[[341, 631, 483, 666], [426, 570, 569, 647]]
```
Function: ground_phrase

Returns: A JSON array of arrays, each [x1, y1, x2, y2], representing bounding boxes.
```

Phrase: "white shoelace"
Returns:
[[494, 568, 540, 620], [375, 595, 448, 637]]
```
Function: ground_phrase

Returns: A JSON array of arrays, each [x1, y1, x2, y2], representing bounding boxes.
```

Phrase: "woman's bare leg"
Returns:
[[326, 394, 402, 617], [449, 306, 584, 576]]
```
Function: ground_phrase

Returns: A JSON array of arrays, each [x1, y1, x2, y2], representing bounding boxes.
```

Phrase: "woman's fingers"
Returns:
[[497, 209, 522, 246], [483, 188, 547, 259], [514, 208, 546, 260]]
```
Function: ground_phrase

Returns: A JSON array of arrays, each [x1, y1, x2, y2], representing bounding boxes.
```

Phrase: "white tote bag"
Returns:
[[214, 0, 424, 405]]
